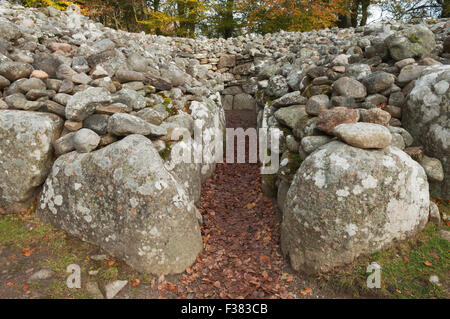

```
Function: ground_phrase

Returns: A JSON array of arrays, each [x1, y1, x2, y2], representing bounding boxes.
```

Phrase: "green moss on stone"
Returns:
[[408, 34, 420, 43], [160, 142, 173, 160], [164, 98, 178, 116]]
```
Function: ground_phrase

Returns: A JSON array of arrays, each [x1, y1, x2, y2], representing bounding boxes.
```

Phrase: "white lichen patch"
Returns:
[[54, 195, 63, 206], [382, 155, 396, 168], [336, 188, 350, 197], [384, 176, 393, 185], [149, 226, 160, 237], [329, 153, 350, 170], [345, 223, 358, 237], [313, 170, 326, 189], [77, 202, 92, 223], [361, 175, 378, 189]]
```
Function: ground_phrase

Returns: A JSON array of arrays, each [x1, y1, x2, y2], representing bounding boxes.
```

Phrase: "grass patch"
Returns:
[[0, 205, 148, 299], [0, 211, 52, 248], [319, 203, 449, 299]]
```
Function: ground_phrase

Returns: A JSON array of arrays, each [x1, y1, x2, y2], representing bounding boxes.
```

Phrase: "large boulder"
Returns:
[[189, 94, 226, 183], [36, 135, 203, 275], [385, 25, 436, 61], [165, 139, 202, 205], [281, 141, 429, 274], [0, 110, 63, 214], [403, 65, 450, 199]]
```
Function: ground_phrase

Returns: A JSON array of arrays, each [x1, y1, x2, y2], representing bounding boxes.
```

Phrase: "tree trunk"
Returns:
[[223, 0, 235, 38], [350, 0, 359, 28], [360, 0, 370, 26], [442, 0, 450, 18]]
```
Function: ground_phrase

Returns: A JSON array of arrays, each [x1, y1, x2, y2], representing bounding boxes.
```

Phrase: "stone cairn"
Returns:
[[0, 1, 448, 274]]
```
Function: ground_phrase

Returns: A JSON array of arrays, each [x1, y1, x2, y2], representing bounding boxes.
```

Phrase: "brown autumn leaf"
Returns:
[[22, 248, 35, 257], [403, 257, 409, 262], [431, 253, 440, 260], [108, 260, 115, 266], [7, 282, 15, 287], [244, 202, 256, 210], [132, 279, 140, 287], [300, 288, 312, 296], [424, 261, 433, 266]]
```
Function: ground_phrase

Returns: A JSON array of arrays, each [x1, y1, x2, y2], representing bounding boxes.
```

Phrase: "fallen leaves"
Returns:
[[300, 288, 312, 296], [6, 282, 15, 287], [131, 279, 140, 287], [22, 248, 36, 257], [244, 202, 256, 210], [424, 261, 433, 266], [172, 112, 303, 299]]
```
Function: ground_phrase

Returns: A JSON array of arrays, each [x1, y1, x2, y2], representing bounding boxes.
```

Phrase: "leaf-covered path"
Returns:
[[171, 110, 325, 299]]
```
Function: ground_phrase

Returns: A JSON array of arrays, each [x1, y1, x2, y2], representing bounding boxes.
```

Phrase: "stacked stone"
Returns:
[[254, 23, 448, 203], [0, 2, 227, 275]]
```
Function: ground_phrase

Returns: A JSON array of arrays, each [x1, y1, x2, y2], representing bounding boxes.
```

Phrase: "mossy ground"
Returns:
[[318, 201, 449, 299], [0, 201, 154, 299]]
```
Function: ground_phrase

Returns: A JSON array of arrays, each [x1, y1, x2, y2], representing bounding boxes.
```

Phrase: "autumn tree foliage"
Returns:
[[136, 0, 207, 37], [239, 0, 347, 34], [15, 0, 449, 38]]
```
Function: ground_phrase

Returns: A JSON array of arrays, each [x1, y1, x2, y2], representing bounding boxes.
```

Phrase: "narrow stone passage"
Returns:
[[176, 111, 322, 299]]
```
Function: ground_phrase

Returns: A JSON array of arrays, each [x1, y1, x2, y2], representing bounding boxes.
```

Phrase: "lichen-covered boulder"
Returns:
[[281, 141, 429, 274], [189, 94, 226, 183], [0, 110, 63, 214], [403, 65, 450, 199], [385, 25, 436, 61], [164, 138, 202, 205], [36, 134, 202, 275]]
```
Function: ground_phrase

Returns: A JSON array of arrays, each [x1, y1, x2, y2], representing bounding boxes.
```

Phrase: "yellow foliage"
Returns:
[[22, 0, 89, 15]]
